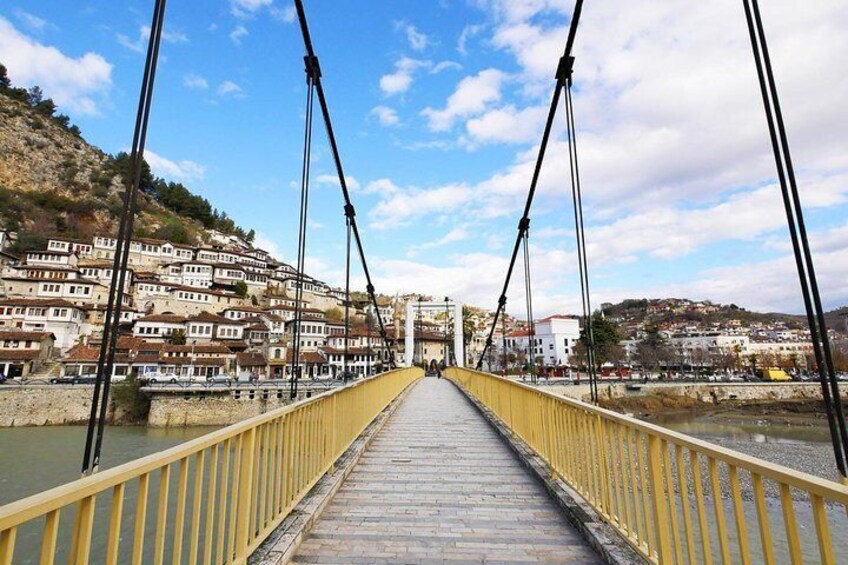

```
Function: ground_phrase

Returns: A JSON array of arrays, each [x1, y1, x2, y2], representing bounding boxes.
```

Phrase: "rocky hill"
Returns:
[[0, 63, 253, 254], [601, 297, 847, 335]]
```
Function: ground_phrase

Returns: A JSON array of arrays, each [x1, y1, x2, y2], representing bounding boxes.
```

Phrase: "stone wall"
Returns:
[[0, 386, 113, 426], [544, 381, 843, 404], [0, 385, 303, 427], [146, 388, 299, 427]]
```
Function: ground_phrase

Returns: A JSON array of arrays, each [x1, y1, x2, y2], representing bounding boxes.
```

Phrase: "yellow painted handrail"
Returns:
[[446, 367, 848, 565], [0, 367, 423, 564]]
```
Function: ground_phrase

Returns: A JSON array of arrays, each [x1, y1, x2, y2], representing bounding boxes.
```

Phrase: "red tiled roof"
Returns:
[[0, 350, 39, 361], [285, 350, 325, 364], [64, 346, 102, 362], [187, 312, 232, 324], [137, 314, 187, 323], [0, 331, 54, 341], [194, 357, 227, 366], [0, 298, 80, 308], [194, 344, 232, 354], [236, 352, 267, 366], [538, 314, 578, 322]]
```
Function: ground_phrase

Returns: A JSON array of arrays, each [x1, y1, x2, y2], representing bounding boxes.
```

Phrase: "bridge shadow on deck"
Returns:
[[291, 377, 600, 564]]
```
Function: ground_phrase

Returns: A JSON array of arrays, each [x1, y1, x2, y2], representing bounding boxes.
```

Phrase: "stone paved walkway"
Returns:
[[291, 377, 600, 564]]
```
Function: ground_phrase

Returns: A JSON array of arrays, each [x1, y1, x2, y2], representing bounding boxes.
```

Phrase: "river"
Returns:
[[656, 410, 848, 562], [0, 426, 217, 506]]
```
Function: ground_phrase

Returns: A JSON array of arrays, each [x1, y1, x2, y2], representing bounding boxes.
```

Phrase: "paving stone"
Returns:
[[291, 378, 600, 564]]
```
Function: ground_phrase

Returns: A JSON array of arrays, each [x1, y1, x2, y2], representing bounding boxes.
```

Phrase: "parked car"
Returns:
[[50, 375, 98, 385], [208, 374, 233, 385], [146, 373, 183, 385], [236, 372, 259, 384], [50, 375, 79, 384]]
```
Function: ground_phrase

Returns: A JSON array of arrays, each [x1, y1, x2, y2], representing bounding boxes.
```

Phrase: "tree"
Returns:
[[324, 307, 343, 322], [153, 219, 190, 245], [233, 281, 248, 299], [690, 347, 712, 373], [170, 329, 187, 345], [578, 317, 622, 368], [461, 306, 475, 348], [110, 153, 155, 195], [28, 86, 44, 106], [0, 64, 10, 90], [569, 341, 588, 369], [634, 325, 672, 375], [245, 229, 256, 244]]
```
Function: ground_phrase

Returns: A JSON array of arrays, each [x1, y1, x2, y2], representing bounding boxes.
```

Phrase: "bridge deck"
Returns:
[[292, 377, 600, 564]]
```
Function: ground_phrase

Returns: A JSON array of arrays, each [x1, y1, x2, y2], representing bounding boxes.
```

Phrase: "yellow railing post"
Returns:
[[647, 435, 673, 564], [235, 426, 258, 562]]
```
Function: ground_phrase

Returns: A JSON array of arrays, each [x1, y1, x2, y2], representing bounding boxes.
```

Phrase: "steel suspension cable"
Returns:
[[743, 0, 848, 477], [290, 72, 316, 399], [343, 214, 351, 381], [522, 230, 536, 382], [81, 0, 167, 475], [564, 74, 598, 403], [293, 0, 396, 369], [476, 0, 584, 371]]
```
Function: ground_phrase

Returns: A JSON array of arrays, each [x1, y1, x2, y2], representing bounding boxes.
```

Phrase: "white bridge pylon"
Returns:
[[404, 300, 465, 368]]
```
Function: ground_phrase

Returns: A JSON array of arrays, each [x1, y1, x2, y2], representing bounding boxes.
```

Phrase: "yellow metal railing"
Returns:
[[0, 368, 422, 564], [446, 367, 848, 565]]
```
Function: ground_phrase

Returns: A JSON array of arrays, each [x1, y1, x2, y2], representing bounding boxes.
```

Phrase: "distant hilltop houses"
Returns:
[[0, 228, 459, 381]]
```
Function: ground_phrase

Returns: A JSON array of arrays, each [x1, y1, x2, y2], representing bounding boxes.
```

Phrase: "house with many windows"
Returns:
[[0, 298, 84, 351], [0, 330, 55, 377]]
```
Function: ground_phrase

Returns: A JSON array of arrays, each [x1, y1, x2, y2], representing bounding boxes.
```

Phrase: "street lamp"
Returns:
[[444, 296, 450, 367]]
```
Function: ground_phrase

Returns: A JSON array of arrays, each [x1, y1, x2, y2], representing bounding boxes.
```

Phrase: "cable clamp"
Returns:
[[485, 337, 493, 347], [518, 217, 530, 233], [366, 284, 375, 295], [555, 55, 574, 85], [498, 295, 507, 307], [304, 55, 321, 81], [344, 203, 356, 218]]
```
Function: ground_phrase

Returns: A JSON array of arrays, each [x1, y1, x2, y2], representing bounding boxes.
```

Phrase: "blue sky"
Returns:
[[2, 0, 847, 316]]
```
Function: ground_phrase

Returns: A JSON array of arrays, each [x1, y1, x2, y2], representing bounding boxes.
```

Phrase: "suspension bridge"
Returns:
[[1, 0, 848, 563]]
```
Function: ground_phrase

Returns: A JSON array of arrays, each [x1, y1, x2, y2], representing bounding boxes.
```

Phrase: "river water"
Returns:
[[656, 410, 848, 562], [0, 425, 218, 507]]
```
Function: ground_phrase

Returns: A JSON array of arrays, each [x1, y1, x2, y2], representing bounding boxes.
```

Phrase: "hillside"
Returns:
[[601, 297, 847, 335], [0, 63, 253, 253]]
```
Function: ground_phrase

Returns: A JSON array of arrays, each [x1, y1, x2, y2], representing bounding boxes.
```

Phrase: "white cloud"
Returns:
[[362, 178, 402, 196], [0, 17, 112, 116], [143, 150, 206, 182], [379, 57, 429, 96], [394, 21, 430, 51], [315, 174, 361, 191], [15, 10, 50, 32], [270, 5, 297, 23], [217, 80, 243, 97], [464, 104, 547, 146], [406, 226, 469, 257], [230, 0, 273, 18], [457, 24, 484, 55], [431, 61, 462, 74], [229, 25, 249, 45], [116, 24, 189, 54], [370, 106, 400, 127], [369, 183, 475, 229], [182, 73, 208, 90], [253, 232, 284, 261], [421, 69, 508, 131]]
